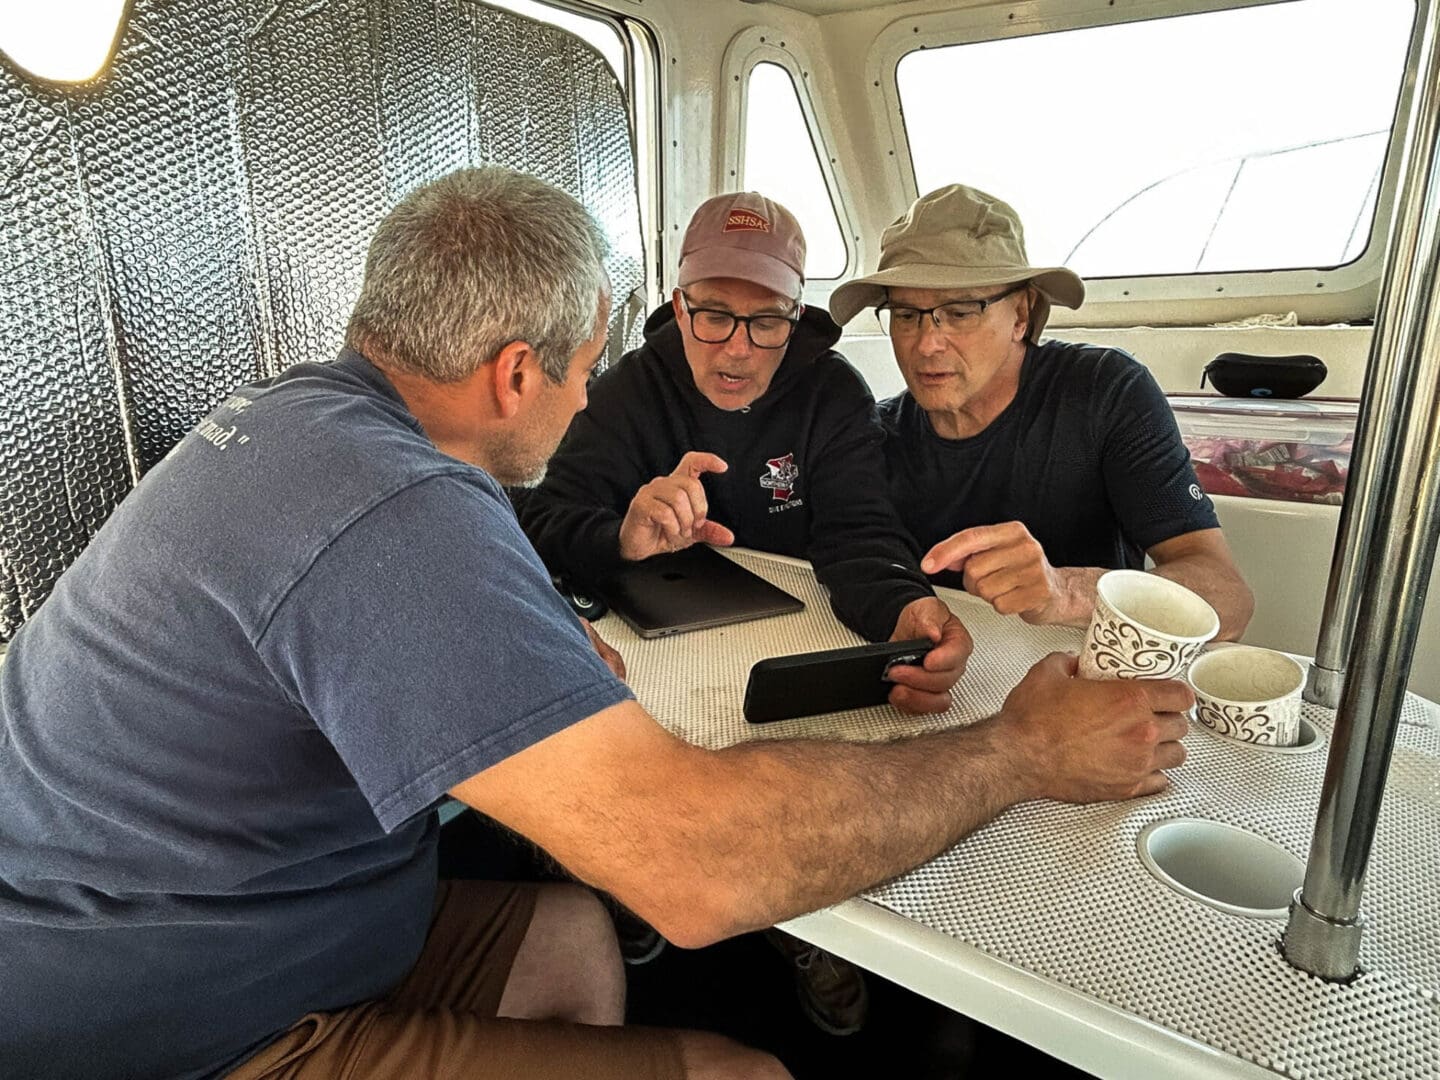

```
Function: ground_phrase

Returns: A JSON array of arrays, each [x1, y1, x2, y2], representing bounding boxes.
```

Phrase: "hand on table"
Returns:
[[618, 451, 736, 562], [999, 653, 1192, 802], [884, 597, 974, 715]]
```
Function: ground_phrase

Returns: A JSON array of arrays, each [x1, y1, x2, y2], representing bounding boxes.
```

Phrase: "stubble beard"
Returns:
[[486, 421, 556, 487]]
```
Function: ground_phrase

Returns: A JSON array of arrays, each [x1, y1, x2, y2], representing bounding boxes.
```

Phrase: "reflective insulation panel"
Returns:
[[0, 0, 645, 639]]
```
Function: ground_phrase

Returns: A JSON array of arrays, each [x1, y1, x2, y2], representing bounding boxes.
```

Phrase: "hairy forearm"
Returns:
[[630, 720, 1032, 943], [1042, 558, 1252, 640], [461, 663, 1182, 951], [1152, 555, 1254, 640]]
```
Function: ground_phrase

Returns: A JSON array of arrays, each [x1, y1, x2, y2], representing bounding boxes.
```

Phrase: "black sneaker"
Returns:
[[612, 903, 667, 966], [765, 928, 869, 1035]]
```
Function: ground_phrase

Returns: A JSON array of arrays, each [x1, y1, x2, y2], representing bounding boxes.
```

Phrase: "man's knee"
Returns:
[[539, 882, 620, 955], [676, 1030, 793, 1080], [498, 883, 624, 1025]]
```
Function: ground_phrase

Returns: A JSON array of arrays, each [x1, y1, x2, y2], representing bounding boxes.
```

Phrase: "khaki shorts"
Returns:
[[227, 880, 686, 1080]]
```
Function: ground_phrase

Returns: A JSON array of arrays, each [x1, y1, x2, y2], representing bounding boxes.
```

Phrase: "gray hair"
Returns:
[[347, 167, 610, 383]]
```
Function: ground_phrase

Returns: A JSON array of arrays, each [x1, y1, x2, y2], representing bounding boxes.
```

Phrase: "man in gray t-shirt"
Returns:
[[2, 169, 1197, 1080]]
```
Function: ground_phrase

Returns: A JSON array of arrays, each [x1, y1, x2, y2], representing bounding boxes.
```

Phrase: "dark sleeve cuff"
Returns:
[[559, 519, 628, 588], [818, 563, 935, 642]]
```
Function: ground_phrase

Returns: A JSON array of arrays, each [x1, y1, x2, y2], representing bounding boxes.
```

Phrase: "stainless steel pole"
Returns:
[[1306, 0, 1440, 709], [1284, 1, 1440, 980]]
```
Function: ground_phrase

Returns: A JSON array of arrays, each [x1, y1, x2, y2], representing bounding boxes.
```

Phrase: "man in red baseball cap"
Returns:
[[518, 191, 973, 1034]]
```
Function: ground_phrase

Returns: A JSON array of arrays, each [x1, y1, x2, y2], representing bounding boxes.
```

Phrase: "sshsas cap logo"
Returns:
[[724, 210, 771, 233]]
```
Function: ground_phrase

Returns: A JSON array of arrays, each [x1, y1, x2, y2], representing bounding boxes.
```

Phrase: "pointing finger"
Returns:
[[672, 451, 729, 479]]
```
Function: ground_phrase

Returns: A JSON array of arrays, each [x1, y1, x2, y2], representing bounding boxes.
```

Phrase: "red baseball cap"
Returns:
[[677, 192, 806, 300]]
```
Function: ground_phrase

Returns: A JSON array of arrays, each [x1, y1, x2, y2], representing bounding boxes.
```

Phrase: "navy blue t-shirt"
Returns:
[[0, 350, 631, 1080], [879, 340, 1219, 587]]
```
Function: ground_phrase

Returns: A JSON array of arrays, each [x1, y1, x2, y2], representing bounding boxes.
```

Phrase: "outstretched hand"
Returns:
[[922, 522, 1073, 625], [618, 451, 736, 562]]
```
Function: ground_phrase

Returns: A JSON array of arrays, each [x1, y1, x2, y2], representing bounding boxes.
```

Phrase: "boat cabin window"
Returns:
[[0, 0, 129, 83], [743, 60, 849, 281], [887, 0, 1414, 322], [0, 0, 653, 638], [486, 0, 660, 305], [487, 0, 626, 81]]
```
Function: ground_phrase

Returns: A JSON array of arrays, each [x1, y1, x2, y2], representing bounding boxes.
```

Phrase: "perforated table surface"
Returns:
[[604, 549, 1440, 1080]]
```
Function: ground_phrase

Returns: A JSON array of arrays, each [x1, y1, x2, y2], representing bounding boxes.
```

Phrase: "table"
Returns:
[[604, 549, 1440, 1080]]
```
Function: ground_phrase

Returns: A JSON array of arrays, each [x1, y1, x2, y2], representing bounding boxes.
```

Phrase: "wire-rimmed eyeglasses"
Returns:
[[876, 282, 1027, 337]]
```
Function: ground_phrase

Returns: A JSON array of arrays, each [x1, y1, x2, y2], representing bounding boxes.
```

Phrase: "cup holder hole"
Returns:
[[1138, 819, 1303, 919]]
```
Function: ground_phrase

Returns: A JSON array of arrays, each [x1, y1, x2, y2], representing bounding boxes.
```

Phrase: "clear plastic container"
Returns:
[[1169, 395, 1356, 505]]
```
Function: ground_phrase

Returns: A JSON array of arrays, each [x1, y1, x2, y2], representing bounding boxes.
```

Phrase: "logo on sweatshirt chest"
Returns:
[[759, 452, 803, 513]]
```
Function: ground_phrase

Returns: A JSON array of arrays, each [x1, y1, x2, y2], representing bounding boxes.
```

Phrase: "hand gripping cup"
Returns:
[[1079, 570, 1220, 680]]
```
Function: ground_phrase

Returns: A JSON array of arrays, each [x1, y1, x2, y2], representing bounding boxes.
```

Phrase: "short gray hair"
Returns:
[[347, 167, 610, 383]]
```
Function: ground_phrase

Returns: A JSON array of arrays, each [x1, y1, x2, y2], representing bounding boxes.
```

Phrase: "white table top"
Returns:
[[605, 549, 1440, 1080]]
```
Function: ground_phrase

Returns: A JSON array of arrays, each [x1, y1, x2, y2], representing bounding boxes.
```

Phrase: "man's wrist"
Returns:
[[616, 515, 649, 562], [888, 590, 939, 641], [962, 712, 1044, 807], [1045, 566, 1102, 627]]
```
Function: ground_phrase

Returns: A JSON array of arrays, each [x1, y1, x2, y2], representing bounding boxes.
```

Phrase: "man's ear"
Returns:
[[489, 340, 542, 420], [672, 288, 686, 323], [1012, 288, 1035, 344]]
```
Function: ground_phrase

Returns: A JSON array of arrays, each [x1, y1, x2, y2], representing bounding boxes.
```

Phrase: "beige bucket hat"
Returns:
[[829, 185, 1085, 341]]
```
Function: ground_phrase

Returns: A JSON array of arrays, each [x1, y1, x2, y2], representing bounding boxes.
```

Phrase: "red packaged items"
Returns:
[[1170, 397, 1355, 505]]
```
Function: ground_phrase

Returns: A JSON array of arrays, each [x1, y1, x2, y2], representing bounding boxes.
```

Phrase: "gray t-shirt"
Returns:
[[0, 350, 631, 1079]]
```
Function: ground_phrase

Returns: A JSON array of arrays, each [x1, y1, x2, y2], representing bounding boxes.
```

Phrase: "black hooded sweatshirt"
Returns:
[[518, 302, 934, 642]]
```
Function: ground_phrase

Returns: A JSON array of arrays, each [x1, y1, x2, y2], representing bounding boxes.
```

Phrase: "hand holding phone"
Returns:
[[743, 639, 935, 724]]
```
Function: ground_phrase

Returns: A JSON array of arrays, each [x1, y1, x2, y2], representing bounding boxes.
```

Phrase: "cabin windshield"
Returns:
[[897, 0, 1414, 279]]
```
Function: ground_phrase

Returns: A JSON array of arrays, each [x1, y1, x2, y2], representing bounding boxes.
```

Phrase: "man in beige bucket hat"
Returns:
[[832, 185, 1253, 639]]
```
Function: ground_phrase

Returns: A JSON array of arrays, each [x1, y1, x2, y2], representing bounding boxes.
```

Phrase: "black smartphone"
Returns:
[[743, 638, 934, 724]]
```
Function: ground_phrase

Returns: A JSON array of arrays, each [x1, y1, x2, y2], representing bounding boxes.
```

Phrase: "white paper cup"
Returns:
[[1078, 570, 1220, 680], [1187, 645, 1305, 746]]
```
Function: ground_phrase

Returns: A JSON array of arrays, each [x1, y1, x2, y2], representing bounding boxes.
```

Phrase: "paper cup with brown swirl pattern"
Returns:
[[1186, 645, 1304, 746], [1078, 570, 1219, 680]]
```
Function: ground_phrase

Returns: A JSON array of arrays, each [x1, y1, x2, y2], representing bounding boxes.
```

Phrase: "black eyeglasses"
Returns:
[[680, 293, 799, 349], [876, 282, 1028, 338]]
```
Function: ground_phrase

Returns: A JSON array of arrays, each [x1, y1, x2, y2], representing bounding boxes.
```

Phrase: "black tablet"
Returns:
[[599, 546, 804, 639]]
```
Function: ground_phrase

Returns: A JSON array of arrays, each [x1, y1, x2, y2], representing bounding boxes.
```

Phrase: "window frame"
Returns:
[[867, 0, 1418, 328], [722, 26, 856, 287], [479, 0, 664, 307]]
